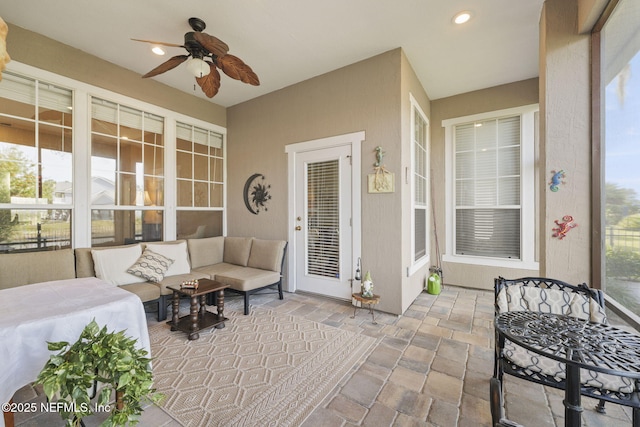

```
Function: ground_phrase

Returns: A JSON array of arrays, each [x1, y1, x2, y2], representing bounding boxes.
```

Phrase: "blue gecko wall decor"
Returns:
[[549, 170, 566, 192]]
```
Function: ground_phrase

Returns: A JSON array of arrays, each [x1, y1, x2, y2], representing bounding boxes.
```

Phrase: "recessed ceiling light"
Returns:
[[151, 46, 165, 56], [453, 11, 472, 25]]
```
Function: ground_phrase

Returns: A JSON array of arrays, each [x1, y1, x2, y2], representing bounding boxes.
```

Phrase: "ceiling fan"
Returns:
[[132, 17, 259, 98]]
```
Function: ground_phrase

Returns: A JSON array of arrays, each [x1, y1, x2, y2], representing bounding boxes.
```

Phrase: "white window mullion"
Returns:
[[73, 91, 91, 248], [164, 117, 177, 241]]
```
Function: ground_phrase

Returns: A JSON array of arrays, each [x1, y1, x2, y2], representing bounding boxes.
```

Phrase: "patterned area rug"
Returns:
[[149, 307, 376, 426]]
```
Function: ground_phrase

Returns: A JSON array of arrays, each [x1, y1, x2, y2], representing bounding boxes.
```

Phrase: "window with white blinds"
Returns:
[[454, 116, 521, 258], [306, 159, 340, 278]]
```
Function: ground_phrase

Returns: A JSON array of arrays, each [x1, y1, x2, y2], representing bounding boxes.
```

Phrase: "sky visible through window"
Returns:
[[606, 52, 640, 200]]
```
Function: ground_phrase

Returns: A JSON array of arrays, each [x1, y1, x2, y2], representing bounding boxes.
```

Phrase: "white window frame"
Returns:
[[408, 94, 430, 276], [5, 61, 226, 248], [442, 104, 538, 269]]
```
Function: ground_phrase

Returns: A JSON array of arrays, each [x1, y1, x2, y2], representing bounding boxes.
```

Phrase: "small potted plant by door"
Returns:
[[36, 319, 163, 426]]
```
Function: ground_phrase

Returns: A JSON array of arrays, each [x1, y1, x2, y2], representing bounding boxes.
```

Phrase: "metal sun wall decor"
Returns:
[[549, 169, 566, 192], [552, 215, 577, 240], [368, 146, 394, 193], [243, 173, 271, 214]]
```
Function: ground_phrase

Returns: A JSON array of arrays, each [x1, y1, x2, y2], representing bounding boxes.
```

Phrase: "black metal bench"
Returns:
[[491, 276, 640, 427]]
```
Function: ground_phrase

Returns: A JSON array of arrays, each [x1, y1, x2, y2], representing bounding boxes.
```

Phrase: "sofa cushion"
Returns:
[[192, 262, 245, 278], [154, 271, 210, 295], [75, 247, 98, 277], [91, 245, 146, 286], [119, 282, 162, 303], [187, 236, 225, 268], [215, 267, 281, 292], [127, 248, 174, 282], [145, 241, 190, 276], [247, 239, 286, 272], [0, 248, 76, 290], [223, 237, 253, 266]]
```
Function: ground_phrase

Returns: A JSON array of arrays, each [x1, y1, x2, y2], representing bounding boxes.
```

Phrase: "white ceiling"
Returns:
[[1, 0, 545, 108]]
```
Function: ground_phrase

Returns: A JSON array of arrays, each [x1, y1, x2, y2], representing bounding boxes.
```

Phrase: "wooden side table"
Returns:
[[167, 279, 229, 340], [351, 293, 381, 324]]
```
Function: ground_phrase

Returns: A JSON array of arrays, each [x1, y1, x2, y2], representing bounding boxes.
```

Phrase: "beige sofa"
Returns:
[[0, 237, 287, 321], [75, 240, 203, 321], [187, 237, 288, 315]]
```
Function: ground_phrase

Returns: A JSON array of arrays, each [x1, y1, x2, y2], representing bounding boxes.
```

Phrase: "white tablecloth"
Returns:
[[0, 277, 150, 426]]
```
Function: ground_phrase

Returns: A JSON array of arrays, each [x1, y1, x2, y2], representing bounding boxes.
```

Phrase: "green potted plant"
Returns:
[[36, 319, 163, 426]]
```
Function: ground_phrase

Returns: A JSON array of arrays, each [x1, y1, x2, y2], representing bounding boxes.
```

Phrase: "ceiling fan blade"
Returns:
[[192, 32, 229, 58], [196, 63, 221, 98], [215, 54, 260, 86], [142, 55, 189, 78], [131, 38, 184, 48]]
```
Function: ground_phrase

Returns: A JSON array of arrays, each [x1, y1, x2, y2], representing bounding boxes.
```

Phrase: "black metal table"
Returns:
[[495, 311, 640, 427]]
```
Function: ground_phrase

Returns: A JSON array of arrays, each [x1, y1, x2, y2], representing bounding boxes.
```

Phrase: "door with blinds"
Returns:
[[295, 145, 352, 299]]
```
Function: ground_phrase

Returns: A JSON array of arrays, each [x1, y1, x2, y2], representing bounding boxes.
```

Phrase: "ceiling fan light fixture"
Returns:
[[186, 57, 211, 77], [453, 11, 472, 25], [151, 46, 165, 56]]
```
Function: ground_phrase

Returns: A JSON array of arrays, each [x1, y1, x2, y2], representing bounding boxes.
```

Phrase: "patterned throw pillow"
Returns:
[[127, 248, 174, 282]]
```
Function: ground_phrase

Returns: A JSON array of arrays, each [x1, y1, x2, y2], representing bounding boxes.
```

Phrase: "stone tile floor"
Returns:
[[10, 286, 636, 426]]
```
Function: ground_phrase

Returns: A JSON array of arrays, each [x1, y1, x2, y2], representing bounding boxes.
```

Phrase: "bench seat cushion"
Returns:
[[504, 341, 634, 393], [215, 267, 281, 292]]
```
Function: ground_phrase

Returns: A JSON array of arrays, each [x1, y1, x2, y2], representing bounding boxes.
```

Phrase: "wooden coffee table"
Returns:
[[167, 278, 230, 340]]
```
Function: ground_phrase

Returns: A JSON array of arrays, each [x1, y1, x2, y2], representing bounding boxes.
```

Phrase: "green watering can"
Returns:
[[426, 270, 442, 295]]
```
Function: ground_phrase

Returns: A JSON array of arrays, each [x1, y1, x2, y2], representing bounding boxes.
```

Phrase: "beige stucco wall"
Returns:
[[430, 79, 540, 290], [539, 0, 593, 285], [6, 23, 226, 126], [228, 48, 420, 314]]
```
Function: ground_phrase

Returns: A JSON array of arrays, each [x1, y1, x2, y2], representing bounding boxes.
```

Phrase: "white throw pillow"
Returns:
[[127, 248, 174, 282], [91, 245, 146, 286], [145, 241, 191, 277]]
